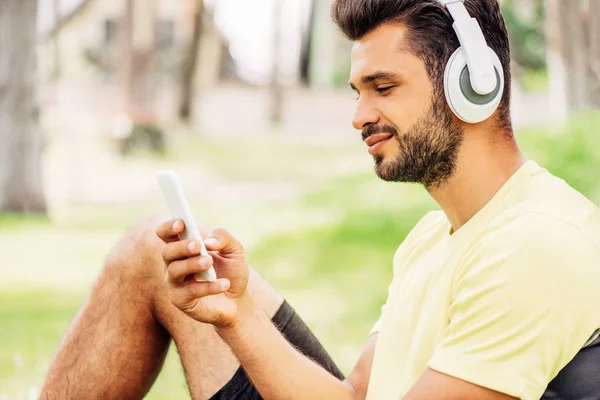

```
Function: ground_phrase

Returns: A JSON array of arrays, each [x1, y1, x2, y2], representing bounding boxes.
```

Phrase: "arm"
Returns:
[[403, 369, 516, 400], [220, 293, 513, 400], [156, 220, 376, 400], [218, 296, 377, 400]]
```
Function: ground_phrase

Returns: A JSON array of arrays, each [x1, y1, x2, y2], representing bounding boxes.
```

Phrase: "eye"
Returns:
[[376, 85, 395, 95]]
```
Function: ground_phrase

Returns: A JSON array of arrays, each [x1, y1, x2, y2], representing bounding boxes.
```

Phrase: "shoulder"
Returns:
[[477, 211, 599, 264], [457, 212, 600, 298]]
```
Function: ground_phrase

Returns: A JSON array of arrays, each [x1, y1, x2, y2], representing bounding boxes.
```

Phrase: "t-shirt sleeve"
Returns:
[[427, 217, 600, 400]]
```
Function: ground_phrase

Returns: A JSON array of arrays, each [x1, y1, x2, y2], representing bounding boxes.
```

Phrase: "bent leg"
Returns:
[[41, 214, 285, 399], [153, 267, 285, 399], [41, 215, 172, 399]]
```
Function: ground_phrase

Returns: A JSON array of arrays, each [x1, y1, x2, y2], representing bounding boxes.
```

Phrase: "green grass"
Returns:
[[0, 290, 191, 399], [2, 112, 600, 398], [0, 212, 51, 231], [0, 290, 80, 399]]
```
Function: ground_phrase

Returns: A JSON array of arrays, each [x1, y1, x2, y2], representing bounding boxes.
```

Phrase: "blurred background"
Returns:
[[1, 0, 600, 398]]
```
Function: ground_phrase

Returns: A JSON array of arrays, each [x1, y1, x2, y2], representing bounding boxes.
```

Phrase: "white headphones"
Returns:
[[437, 0, 504, 123]]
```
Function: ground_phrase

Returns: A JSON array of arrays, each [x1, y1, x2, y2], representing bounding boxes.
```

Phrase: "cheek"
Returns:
[[378, 87, 432, 132]]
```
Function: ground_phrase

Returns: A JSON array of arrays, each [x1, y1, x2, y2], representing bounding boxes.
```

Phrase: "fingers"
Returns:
[[162, 238, 202, 264], [156, 219, 185, 243], [166, 254, 214, 286], [170, 279, 230, 310], [204, 228, 244, 255], [156, 218, 212, 242]]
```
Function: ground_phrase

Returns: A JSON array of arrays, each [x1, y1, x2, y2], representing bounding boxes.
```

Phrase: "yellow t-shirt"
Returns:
[[366, 161, 600, 400]]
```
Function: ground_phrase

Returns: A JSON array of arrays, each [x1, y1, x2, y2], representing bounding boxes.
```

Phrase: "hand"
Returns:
[[156, 219, 250, 328]]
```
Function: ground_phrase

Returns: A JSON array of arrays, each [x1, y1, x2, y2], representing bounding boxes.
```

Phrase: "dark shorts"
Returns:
[[210, 301, 345, 400]]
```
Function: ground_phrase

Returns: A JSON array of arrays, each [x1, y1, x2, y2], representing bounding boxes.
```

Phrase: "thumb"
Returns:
[[170, 279, 231, 313], [204, 228, 244, 255], [196, 219, 212, 240]]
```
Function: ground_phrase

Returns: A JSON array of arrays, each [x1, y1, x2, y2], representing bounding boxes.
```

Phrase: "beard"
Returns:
[[362, 97, 463, 189]]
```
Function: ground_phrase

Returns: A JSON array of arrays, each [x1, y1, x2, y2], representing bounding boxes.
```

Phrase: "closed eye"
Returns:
[[352, 85, 395, 100], [376, 85, 395, 95]]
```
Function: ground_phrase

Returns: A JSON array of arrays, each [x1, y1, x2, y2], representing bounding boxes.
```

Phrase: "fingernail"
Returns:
[[188, 241, 197, 252], [172, 220, 181, 231], [204, 237, 218, 246], [219, 280, 230, 291], [199, 257, 211, 269]]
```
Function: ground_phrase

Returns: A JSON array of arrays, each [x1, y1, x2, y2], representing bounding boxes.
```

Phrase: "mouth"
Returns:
[[364, 133, 394, 155]]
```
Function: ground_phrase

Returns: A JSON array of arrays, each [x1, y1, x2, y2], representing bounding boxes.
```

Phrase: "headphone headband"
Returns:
[[437, 0, 496, 95]]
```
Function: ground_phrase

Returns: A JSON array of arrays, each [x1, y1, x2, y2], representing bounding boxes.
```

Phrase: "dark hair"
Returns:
[[331, 0, 512, 131]]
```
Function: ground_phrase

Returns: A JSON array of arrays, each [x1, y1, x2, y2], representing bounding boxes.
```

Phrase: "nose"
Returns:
[[352, 97, 380, 130]]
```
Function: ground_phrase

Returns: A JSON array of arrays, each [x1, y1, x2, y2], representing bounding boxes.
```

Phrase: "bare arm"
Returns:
[[403, 369, 517, 400], [345, 333, 378, 399], [218, 293, 377, 400]]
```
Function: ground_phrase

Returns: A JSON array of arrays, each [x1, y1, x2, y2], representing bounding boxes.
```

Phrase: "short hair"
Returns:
[[332, 0, 512, 131]]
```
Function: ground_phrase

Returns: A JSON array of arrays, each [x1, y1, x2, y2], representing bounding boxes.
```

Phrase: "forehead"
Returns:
[[350, 23, 420, 83]]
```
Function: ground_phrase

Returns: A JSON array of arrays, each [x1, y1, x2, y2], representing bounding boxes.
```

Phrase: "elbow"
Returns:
[[342, 379, 362, 400]]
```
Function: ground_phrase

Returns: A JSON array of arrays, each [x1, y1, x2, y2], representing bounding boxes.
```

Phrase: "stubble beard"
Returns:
[[371, 98, 464, 190]]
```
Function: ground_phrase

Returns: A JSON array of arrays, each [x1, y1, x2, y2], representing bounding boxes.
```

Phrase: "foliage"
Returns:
[[502, 0, 546, 70], [520, 67, 549, 93], [518, 111, 600, 203]]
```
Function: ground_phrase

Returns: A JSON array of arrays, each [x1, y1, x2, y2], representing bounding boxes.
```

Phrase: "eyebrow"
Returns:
[[349, 71, 400, 91]]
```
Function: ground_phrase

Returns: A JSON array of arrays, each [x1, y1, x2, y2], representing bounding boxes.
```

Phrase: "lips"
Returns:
[[364, 133, 394, 147]]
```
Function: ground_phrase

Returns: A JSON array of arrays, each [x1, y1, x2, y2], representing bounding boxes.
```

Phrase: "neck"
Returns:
[[427, 128, 525, 233]]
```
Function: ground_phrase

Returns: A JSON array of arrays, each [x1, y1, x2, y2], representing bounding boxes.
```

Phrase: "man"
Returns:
[[42, 0, 600, 399]]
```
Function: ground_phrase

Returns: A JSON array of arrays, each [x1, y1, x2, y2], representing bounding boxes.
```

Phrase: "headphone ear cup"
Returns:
[[443, 47, 504, 124]]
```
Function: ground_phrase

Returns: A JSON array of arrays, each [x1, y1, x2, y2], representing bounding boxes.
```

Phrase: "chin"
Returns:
[[374, 156, 402, 182], [373, 149, 398, 165]]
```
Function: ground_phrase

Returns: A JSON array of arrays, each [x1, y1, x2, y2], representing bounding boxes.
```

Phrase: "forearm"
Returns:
[[217, 294, 357, 400]]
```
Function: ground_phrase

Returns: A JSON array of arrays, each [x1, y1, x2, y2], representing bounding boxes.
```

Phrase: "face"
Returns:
[[349, 23, 463, 189]]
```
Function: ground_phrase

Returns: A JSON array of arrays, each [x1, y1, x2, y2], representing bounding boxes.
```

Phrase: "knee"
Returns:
[[103, 212, 170, 282]]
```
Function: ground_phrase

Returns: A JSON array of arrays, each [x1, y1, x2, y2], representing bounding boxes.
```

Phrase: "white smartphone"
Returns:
[[156, 170, 217, 282]]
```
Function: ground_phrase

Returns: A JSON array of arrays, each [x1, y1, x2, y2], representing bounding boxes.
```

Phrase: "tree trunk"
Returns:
[[120, 0, 134, 112], [52, 0, 62, 81], [121, 0, 157, 124], [546, 0, 595, 115], [0, 0, 47, 213], [178, 0, 204, 122], [558, 1, 589, 111], [545, 0, 569, 122], [588, 0, 600, 108], [270, 0, 283, 128], [299, 0, 316, 86]]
